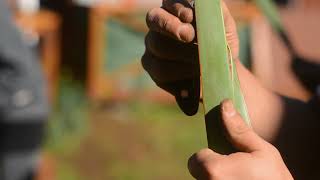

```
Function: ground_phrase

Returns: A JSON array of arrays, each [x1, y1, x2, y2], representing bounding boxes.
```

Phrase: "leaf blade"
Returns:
[[195, 0, 250, 154]]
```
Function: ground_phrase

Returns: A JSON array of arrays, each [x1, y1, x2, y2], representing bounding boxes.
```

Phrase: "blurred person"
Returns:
[[250, 0, 320, 101], [0, 0, 49, 180], [142, 0, 320, 179]]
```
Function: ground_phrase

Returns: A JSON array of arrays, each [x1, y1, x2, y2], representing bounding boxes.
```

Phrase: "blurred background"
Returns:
[[8, 0, 320, 179]]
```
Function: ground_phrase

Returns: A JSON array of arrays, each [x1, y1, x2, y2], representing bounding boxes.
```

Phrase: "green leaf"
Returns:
[[195, 0, 250, 154]]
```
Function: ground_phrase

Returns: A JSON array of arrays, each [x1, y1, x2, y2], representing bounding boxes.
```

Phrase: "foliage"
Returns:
[[195, 0, 250, 153], [45, 77, 89, 155]]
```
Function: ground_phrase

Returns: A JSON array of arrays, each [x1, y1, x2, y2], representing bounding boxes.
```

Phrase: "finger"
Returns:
[[188, 148, 222, 179], [221, 2, 236, 35], [141, 51, 197, 83], [145, 31, 198, 62], [221, 2, 239, 58], [146, 7, 195, 42], [162, 0, 194, 23], [221, 100, 270, 152]]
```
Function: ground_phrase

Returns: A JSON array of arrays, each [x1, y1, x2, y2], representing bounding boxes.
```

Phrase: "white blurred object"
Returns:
[[16, 0, 40, 14]]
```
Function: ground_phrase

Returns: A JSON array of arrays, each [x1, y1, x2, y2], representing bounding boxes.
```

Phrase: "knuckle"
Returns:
[[141, 60, 162, 83], [194, 150, 212, 165], [164, 17, 179, 32], [145, 31, 171, 59], [195, 149, 222, 179], [233, 120, 251, 136], [265, 144, 281, 155], [178, 7, 193, 22], [146, 8, 158, 21], [197, 149, 213, 159], [142, 58, 170, 83], [144, 32, 151, 46], [141, 53, 151, 71], [146, 8, 161, 26], [162, 17, 170, 30], [144, 32, 155, 52]]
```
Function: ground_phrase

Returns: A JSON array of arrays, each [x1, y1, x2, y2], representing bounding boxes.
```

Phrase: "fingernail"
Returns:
[[179, 7, 193, 23], [222, 100, 236, 117]]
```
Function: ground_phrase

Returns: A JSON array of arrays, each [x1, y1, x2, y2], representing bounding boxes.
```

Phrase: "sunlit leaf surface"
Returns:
[[195, 0, 250, 154]]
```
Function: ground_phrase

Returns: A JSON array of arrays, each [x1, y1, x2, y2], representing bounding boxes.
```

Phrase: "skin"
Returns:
[[142, 0, 283, 141], [142, 0, 320, 179], [188, 100, 293, 180]]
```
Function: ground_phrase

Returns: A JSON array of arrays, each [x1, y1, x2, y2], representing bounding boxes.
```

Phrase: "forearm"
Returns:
[[235, 60, 284, 141], [236, 60, 320, 178]]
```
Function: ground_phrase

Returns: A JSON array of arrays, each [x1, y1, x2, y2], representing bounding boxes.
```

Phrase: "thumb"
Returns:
[[221, 100, 270, 152]]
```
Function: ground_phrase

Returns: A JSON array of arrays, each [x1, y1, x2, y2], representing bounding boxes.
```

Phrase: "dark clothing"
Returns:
[[267, 12, 320, 179], [273, 96, 320, 180], [262, 27, 320, 179], [0, 1, 49, 180], [275, 25, 320, 94], [292, 56, 320, 93]]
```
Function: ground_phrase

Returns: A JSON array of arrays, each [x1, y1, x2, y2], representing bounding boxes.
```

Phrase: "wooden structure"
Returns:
[[87, 1, 173, 102], [87, 0, 261, 102]]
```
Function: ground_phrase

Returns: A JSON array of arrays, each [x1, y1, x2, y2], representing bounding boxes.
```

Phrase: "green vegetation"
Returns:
[[195, 0, 250, 153], [45, 79, 206, 180]]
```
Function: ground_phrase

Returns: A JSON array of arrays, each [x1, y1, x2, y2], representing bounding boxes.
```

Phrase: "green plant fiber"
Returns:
[[195, 0, 250, 154]]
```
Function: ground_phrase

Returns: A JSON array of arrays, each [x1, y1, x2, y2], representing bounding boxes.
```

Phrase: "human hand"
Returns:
[[142, 0, 239, 115], [187, 100, 293, 180]]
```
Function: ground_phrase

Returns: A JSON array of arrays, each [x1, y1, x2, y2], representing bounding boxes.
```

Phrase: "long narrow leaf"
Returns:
[[195, 0, 250, 154]]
